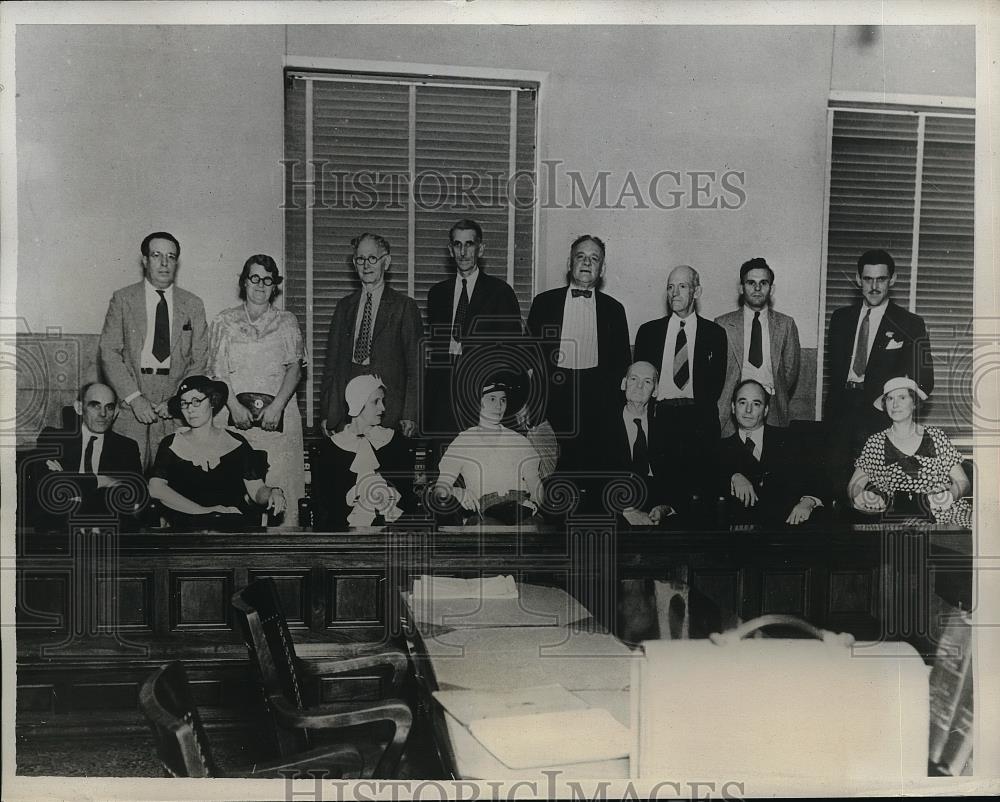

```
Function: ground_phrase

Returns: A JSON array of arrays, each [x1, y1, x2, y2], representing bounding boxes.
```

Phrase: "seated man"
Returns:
[[26, 382, 145, 529], [593, 361, 681, 524], [432, 375, 542, 525], [719, 379, 824, 526]]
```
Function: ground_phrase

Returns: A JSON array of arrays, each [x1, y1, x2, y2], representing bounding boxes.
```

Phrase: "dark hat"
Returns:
[[481, 374, 512, 397], [167, 375, 229, 419]]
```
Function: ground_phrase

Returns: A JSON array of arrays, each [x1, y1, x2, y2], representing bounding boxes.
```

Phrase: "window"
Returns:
[[819, 101, 975, 441], [284, 69, 539, 429]]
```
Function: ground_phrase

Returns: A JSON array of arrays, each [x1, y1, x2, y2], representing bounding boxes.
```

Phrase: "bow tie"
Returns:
[[571, 288, 592, 298]]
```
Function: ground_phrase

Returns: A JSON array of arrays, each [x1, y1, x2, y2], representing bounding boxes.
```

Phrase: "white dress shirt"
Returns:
[[847, 301, 889, 383], [140, 279, 174, 370], [558, 286, 599, 370], [449, 267, 480, 356], [737, 425, 764, 461], [622, 407, 652, 476], [79, 424, 104, 474], [352, 282, 385, 366], [741, 305, 774, 392], [657, 313, 697, 400]]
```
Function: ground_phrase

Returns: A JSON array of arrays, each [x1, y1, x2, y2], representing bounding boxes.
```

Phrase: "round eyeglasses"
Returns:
[[246, 274, 277, 286], [179, 395, 208, 410], [353, 254, 387, 268]]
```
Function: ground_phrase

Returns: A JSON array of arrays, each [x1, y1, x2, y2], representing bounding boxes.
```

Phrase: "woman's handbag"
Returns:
[[236, 392, 283, 432], [631, 614, 930, 782]]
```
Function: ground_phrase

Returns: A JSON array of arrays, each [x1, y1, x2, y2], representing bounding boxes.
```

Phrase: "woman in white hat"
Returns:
[[311, 374, 413, 529], [848, 376, 971, 525]]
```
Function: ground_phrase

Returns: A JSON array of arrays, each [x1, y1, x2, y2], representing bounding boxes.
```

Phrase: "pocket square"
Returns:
[[885, 339, 904, 350], [182, 321, 192, 331]]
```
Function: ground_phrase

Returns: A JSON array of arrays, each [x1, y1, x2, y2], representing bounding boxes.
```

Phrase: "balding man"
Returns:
[[634, 265, 727, 508]]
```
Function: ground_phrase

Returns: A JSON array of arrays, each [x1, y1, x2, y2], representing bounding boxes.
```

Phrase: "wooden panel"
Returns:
[[97, 574, 153, 630], [17, 685, 56, 713], [761, 570, 809, 616], [71, 682, 139, 711], [247, 570, 310, 627], [18, 573, 68, 632], [828, 570, 874, 614], [329, 575, 381, 624], [171, 573, 232, 630], [690, 570, 741, 634]]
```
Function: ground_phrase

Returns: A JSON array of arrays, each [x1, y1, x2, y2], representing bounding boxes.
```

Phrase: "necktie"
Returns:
[[748, 311, 763, 368], [852, 308, 871, 378], [152, 290, 170, 362], [632, 418, 649, 476], [673, 321, 690, 389], [353, 292, 373, 363], [452, 278, 469, 343], [744, 433, 756, 460], [84, 435, 97, 474], [571, 288, 592, 298]]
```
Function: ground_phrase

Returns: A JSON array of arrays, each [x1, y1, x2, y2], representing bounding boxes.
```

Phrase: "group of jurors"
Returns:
[[28, 222, 971, 530]]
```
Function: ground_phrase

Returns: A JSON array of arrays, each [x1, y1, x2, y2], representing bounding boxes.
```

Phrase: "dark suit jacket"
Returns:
[[827, 300, 933, 413], [320, 285, 423, 431], [527, 286, 631, 401], [718, 425, 822, 524], [28, 424, 145, 528], [595, 406, 679, 515], [633, 313, 728, 408]]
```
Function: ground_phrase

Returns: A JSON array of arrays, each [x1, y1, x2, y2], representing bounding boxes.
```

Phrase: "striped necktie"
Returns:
[[673, 321, 690, 389]]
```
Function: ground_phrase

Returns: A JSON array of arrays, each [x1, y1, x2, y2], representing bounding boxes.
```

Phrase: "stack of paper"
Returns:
[[412, 574, 518, 601], [408, 583, 590, 629]]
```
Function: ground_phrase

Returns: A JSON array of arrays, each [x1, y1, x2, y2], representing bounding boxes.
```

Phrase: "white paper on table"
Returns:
[[433, 684, 587, 727], [412, 574, 518, 601], [622, 507, 653, 526], [408, 583, 590, 629], [468, 708, 630, 769]]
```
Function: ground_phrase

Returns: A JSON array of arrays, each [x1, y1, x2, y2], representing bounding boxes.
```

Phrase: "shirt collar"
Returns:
[[145, 279, 174, 298], [738, 425, 764, 448], [81, 424, 103, 442], [743, 305, 767, 320]]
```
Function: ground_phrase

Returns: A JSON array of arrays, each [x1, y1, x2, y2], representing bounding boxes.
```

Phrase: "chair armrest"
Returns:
[[248, 742, 363, 779], [297, 648, 410, 691], [269, 694, 412, 779]]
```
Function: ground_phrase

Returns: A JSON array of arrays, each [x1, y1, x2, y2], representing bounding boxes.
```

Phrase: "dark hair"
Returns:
[[739, 257, 774, 283], [167, 375, 228, 419], [238, 254, 283, 303], [857, 249, 896, 278], [449, 219, 483, 244], [570, 234, 606, 260], [77, 381, 117, 404], [731, 378, 771, 406], [141, 232, 180, 258], [351, 232, 391, 255]]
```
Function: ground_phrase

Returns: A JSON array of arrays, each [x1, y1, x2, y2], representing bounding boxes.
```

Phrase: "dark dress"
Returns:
[[150, 431, 267, 530], [312, 427, 414, 530]]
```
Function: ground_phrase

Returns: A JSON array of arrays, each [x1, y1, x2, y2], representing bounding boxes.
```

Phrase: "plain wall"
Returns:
[[15, 24, 975, 350]]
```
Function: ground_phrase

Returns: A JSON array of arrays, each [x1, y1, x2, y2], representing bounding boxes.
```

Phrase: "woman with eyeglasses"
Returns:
[[208, 255, 306, 526], [148, 375, 286, 529]]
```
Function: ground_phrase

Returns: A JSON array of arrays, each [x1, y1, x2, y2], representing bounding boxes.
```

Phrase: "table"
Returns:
[[400, 581, 636, 779]]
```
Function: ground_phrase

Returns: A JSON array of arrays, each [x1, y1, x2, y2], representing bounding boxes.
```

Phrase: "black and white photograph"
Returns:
[[1, 1, 997, 799]]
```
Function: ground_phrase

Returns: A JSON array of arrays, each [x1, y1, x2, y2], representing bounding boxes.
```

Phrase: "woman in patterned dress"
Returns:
[[848, 377, 971, 525], [209, 255, 306, 527]]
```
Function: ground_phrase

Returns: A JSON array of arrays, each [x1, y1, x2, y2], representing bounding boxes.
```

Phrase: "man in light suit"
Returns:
[[99, 232, 209, 468], [27, 382, 146, 530], [526, 234, 630, 473], [424, 219, 523, 446], [825, 249, 933, 499], [633, 265, 727, 504], [715, 257, 801, 437], [320, 233, 423, 436]]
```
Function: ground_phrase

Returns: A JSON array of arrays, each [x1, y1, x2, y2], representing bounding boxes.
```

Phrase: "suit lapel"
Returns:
[[728, 311, 744, 364], [867, 302, 896, 370], [466, 271, 489, 320], [372, 287, 395, 342], [170, 288, 185, 351], [766, 308, 782, 369], [129, 282, 147, 357]]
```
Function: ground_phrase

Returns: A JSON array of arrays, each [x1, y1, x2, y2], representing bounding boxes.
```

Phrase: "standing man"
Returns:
[[715, 257, 801, 437], [826, 249, 933, 495], [425, 219, 523, 444], [320, 233, 423, 436], [99, 232, 209, 468], [633, 265, 727, 506], [527, 234, 630, 473]]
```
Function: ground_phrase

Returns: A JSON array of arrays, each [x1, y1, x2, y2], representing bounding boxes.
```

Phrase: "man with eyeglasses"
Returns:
[[319, 233, 422, 436], [425, 219, 523, 444], [825, 249, 933, 500], [714, 257, 801, 437], [99, 231, 208, 468], [527, 234, 630, 474]]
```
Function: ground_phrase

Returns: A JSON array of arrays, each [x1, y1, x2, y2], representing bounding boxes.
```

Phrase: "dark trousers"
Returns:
[[826, 387, 886, 505], [653, 400, 720, 515], [547, 366, 607, 474]]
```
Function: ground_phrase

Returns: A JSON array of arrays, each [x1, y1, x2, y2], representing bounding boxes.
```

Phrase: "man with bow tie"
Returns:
[[527, 234, 630, 474], [825, 249, 933, 500], [99, 232, 209, 468], [718, 379, 824, 526]]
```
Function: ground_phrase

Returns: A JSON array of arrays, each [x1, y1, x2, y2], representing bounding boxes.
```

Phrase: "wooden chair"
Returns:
[[139, 661, 362, 778], [231, 578, 413, 779]]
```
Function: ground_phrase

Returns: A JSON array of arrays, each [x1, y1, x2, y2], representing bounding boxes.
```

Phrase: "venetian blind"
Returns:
[[821, 104, 974, 441], [284, 71, 539, 431]]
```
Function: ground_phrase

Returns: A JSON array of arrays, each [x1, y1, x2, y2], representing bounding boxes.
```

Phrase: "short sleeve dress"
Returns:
[[854, 426, 972, 526], [151, 430, 267, 529], [209, 304, 306, 524]]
